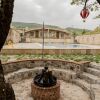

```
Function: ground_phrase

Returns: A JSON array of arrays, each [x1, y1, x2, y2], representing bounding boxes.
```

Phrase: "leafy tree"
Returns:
[[71, 0, 100, 18]]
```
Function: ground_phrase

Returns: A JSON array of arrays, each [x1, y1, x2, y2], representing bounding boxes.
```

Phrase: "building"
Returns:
[[76, 27, 100, 45], [6, 26, 73, 44], [24, 27, 72, 44], [6, 27, 23, 44]]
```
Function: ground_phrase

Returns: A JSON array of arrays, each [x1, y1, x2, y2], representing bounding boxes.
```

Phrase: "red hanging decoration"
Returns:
[[80, 8, 90, 22]]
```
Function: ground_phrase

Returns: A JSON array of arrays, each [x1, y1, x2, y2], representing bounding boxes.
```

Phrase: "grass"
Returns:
[[0, 55, 10, 63], [1, 54, 100, 63]]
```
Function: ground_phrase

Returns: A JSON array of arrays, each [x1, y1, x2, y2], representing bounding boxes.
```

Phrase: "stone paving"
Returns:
[[12, 79, 90, 100]]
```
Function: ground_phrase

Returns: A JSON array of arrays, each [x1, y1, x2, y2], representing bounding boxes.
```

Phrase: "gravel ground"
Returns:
[[12, 79, 90, 100]]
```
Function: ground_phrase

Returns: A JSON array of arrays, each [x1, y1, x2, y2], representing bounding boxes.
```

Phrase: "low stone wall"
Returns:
[[1, 49, 100, 55], [5, 67, 76, 84], [89, 62, 100, 70], [2, 59, 89, 75], [76, 34, 100, 45], [2, 59, 90, 85]]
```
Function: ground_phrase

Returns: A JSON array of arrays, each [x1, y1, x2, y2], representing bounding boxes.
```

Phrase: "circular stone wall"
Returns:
[[12, 79, 90, 100], [2, 59, 92, 100]]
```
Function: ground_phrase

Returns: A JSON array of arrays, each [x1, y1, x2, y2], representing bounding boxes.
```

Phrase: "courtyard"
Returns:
[[0, 0, 100, 100]]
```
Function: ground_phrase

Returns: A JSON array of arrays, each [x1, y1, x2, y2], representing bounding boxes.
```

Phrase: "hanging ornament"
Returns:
[[80, 0, 89, 22], [80, 8, 90, 22]]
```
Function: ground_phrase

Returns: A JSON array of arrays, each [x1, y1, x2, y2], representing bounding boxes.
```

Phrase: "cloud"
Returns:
[[12, 0, 100, 30]]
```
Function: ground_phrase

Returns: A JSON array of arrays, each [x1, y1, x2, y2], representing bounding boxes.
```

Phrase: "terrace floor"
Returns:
[[12, 79, 90, 100]]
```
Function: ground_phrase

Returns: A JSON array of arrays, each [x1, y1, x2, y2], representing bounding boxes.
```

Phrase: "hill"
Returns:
[[65, 27, 91, 35], [85, 26, 100, 35], [11, 22, 60, 29], [11, 22, 92, 35]]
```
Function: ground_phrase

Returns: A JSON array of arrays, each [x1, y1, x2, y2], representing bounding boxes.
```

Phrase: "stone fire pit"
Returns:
[[31, 67, 60, 100], [31, 81, 60, 100]]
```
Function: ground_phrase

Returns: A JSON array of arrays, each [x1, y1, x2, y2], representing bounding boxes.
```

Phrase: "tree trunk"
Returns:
[[97, 0, 100, 5], [0, 0, 15, 99], [0, 60, 15, 100], [0, 60, 6, 100], [0, 0, 14, 51]]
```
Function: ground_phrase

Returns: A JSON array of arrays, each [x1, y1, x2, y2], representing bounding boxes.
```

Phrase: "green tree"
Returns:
[[71, 0, 100, 9], [71, 0, 100, 18]]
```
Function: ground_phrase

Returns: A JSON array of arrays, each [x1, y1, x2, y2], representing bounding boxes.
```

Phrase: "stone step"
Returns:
[[74, 79, 100, 100], [80, 72, 100, 84], [92, 84, 100, 100], [4, 67, 43, 84], [4, 67, 100, 100], [5, 67, 42, 77], [73, 79, 95, 100], [5, 67, 76, 84], [95, 93, 100, 100], [73, 78, 90, 90], [90, 62, 100, 70], [5, 67, 76, 78], [85, 67, 100, 77]]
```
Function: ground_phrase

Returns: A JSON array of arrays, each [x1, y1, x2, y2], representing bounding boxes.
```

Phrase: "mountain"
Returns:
[[85, 26, 100, 35], [11, 22, 60, 29], [65, 27, 91, 35], [11, 22, 92, 35]]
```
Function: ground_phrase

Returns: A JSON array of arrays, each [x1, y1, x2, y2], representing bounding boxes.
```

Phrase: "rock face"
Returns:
[[0, 60, 15, 100]]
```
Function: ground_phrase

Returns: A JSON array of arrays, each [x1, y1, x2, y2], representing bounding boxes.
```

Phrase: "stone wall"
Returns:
[[2, 59, 87, 75], [76, 34, 100, 45], [2, 59, 91, 85], [25, 38, 73, 43], [6, 28, 21, 44], [1, 49, 100, 55]]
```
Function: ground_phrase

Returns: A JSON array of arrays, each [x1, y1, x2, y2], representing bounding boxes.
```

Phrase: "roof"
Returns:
[[25, 26, 71, 35]]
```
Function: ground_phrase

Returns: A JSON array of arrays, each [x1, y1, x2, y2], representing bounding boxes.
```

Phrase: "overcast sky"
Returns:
[[12, 0, 100, 30]]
